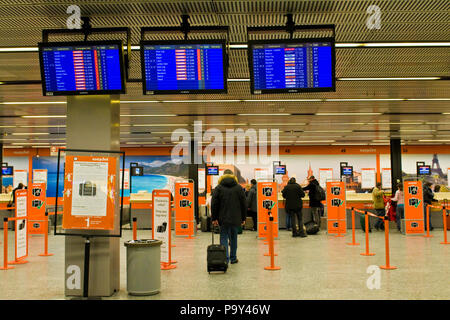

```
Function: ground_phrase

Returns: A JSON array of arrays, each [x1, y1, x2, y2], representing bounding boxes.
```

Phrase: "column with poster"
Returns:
[[403, 181, 425, 235], [326, 181, 347, 234], [361, 168, 376, 190], [120, 168, 130, 191], [257, 181, 279, 239], [174, 181, 195, 238], [28, 183, 46, 234], [13, 190, 28, 264], [382, 168, 392, 190], [152, 189, 175, 269], [319, 168, 333, 189], [62, 156, 117, 230]]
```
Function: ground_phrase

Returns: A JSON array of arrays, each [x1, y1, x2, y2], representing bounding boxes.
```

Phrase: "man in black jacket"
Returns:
[[246, 179, 258, 231], [282, 177, 306, 237], [211, 169, 247, 264], [303, 176, 322, 228], [423, 182, 435, 231]]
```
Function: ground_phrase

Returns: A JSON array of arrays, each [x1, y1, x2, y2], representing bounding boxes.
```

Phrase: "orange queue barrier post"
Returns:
[[264, 211, 280, 271], [38, 212, 53, 257], [132, 217, 137, 241], [0, 218, 14, 270], [346, 207, 360, 246], [379, 216, 397, 270], [423, 205, 434, 238], [441, 206, 450, 245], [360, 211, 375, 256]]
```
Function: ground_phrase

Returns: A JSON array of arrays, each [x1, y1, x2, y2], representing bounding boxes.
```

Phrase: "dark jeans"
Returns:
[[374, 209, 385, 230], [220, 225, 239, 263], [286, 208, 305, 236], [424, 204, 433, 230], [286, 211, 292, 229], [396, 204, 404, 230], [248, 210, 257, 231]]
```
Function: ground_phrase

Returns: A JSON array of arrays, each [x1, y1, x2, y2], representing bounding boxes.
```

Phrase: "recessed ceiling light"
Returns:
[[21, 115, 66, 118], [11, 132, 50, 136], [315, 113, 382, 116]]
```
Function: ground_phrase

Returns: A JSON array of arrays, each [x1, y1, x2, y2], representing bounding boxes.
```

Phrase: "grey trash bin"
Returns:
[[124, 239, 162, 296]]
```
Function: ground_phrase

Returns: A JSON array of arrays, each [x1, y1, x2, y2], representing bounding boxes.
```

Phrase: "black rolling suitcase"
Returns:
[[207, 225, 228, 273]]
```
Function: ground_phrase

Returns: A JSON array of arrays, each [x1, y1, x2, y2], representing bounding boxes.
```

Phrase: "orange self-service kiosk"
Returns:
[[404, 181, 425, 235], [174, 181, 195, 238], [257, 181, 279, 239], [28, 183, 47, 235], [326, 181, 347, 235]]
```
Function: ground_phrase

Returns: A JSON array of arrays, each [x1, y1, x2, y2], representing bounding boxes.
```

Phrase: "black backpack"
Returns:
[[312, 184, 326, 202]]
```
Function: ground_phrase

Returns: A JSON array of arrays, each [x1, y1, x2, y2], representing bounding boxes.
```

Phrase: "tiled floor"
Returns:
[[0, 227, 449, 300]]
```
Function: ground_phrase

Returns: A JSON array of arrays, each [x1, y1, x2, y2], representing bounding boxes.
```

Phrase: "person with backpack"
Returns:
[[282, 177, 306, 237], [211, 169, 247, 264], [372, 182, 385, 231], [303, 176, 325, 230], [391, 183, 404, 231]]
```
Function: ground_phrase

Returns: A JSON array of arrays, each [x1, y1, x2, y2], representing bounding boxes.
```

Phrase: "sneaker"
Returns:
[[230, 259, 238, 264]]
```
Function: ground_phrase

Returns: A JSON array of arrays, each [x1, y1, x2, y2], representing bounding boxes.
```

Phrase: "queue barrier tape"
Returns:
[[38, 212, 53, 257]]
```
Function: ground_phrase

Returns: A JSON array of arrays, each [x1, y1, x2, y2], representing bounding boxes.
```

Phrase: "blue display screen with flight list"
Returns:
[[418, 166, 431, 175], [141, 41, 227, 94], [39, 41, 125, 96], [249, 39, 335, 94]]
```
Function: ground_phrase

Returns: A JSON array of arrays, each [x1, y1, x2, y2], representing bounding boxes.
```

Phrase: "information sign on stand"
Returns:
[[404, 181, 425, 235], [13, 170, 28, 188], [382, 168, 392, 190], [174, 181, 195, 237], [28, 183, 47, 234], [33, 169, 48, 184], [326, 181, 347, 234], [152, 189, 175, 268], [257, 181, 279, 239], [62, 155, 117, 231], [361, 168, 376, 190], [319, 168, 333, 188], [15, 190, 28, 262]]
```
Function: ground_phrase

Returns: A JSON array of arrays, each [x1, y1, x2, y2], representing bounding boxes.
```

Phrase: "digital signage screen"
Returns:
[[248, 38, 335, 94], [141, 40, 227, 94], [39, 41, 126, 96], [206, 166, 219, 176], [1, 166, 13, 175], [275, 165, 286, 175], [341, 166, 353, 176], [417, 165, 431, 176]]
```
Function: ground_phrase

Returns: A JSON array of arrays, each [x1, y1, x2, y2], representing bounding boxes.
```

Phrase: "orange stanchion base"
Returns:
[[264, 266, 281, 270], [423, 234, 433, 238], [161, 263, 176, 270], [263, 253, 278, 256], [39, 253, 54, 257], [380, 265, 397, 270], [360, 252, 375, 256], [8, 259, 28, 265], [440, 242, 450, 244], [347, 242, 360, 246], [334, 234, 345, 237], [0, 265, 14, 270]]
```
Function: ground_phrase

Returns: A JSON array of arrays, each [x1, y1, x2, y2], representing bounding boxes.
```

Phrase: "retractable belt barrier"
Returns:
[[38, 212, 53, 257], [346, 207, 360, 246], [132, 217, 137, 241], [0, 218, 13, 270]]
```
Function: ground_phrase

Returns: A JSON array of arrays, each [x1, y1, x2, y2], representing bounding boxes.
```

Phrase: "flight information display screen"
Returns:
[[39, 41, 126, 96], [248, 39, 335, 94], [275, 165, 286, 175], [418, 165, 431, 176], [207, 166, 219, 176], [141, 41, 227, 94], [341, 167, 353, 176]]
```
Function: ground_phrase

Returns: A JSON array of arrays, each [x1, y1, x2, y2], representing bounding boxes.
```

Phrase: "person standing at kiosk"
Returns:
[[282, 178, 306, 237], [423, 182, 436, 231], [246, 179, 258, 231]]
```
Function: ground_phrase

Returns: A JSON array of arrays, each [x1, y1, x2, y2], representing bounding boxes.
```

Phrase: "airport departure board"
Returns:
[[249, 39, 335, 94], [39, 41, 125, 96], [141, 41, 227, 94]]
